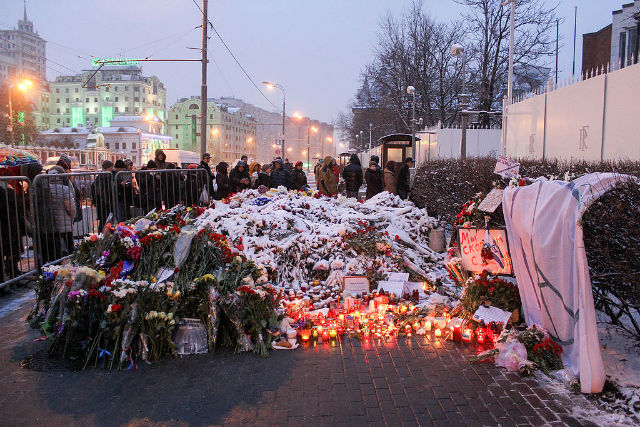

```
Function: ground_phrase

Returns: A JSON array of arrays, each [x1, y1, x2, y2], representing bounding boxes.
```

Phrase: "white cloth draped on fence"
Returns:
[[502, 173, 632, 393]]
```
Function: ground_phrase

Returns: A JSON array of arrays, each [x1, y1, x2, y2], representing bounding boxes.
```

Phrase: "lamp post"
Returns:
[[502, 0, 516, 156], [451, 44, 468, 160], [406, 86, 416, 159], [8, 79, 33, 145], [307, 125, 318, 172], [263, 81, 286, 159]]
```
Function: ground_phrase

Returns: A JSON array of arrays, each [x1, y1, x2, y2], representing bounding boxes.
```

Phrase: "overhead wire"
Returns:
[[190, 0, 282, 113]]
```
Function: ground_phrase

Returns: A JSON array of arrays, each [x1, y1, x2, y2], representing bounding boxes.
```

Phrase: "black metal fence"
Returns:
[[0, 169, 211, 289]]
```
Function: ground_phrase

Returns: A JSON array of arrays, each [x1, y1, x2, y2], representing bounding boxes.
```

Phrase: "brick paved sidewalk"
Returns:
[[0, 294, 600, 426]]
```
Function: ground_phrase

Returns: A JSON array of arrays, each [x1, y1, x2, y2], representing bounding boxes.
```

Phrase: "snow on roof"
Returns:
[[42, 127, 91, 134]]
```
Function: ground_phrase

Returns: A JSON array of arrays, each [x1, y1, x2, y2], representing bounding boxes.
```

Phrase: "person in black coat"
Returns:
[[184, 165, 205, 206], [341, 154, 363, 198], [364, 160, 383, 199], [91, 160, 115, 230], [290, 161, 308, 191], [229, 161, 250, 193], [270, 159, 291, 189], [253, 163, 271, 189], [0, 177, 25, 281], [161, 163, 181, 209], [199, 152, 214, 191], [396, 157, 414, 200], [215, 162, 231, 200], [136, 161, 162, 212], [283, 158, 293, 173]]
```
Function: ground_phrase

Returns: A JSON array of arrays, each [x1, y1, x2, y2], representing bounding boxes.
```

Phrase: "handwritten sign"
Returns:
[[494, 155, 520, 179], [343, 276, 370, 295], [477, 188, 504, 213], [458, 228, 512, 275]]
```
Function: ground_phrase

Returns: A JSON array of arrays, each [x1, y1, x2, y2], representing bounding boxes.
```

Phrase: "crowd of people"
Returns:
[[0, 148, 415, 283]]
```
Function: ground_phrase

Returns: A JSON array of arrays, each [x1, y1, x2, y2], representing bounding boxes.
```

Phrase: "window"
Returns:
[[56, 98, 60, 103], [132, 143, 136, 149], [176, 134, 179, 139], [115, 97, 119, 102], [175, 114, 178, 120], [125, 86, 128, 91], [630, 28, 639, 65], [106, 142, 110, 149], [85, 98, 89, 102], [105, 87, 109, 92], [56, 108, 60, 113], [125, 97, 128, 101], [75, 88, 78, 93], [55, 88, 59, 93], [175, 125, 178, 129], [57, 118, 60, 123], [210, 114, 213, 119], [135, 107, 139, 112], [114, 86, 118, 92], [85, 108, 89, 113], [94, 97, 98, 102], [94, 107, 97, 113], [122, 143, 126, 149], [65, 88, 69, 93], [75, 98, 79, 102], [125, 107, 129, 112], [65, 98, 69, 103], [132, 156, 136, 163], [65, 108, 70, 113], [134, 97, 140, 102], [115, 107, 119, 112], [115, 142, 119, 149], [620, 32, 627, 68]]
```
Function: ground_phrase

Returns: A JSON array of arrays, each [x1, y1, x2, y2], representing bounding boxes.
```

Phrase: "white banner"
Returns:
[[502, 173, 633, 393]]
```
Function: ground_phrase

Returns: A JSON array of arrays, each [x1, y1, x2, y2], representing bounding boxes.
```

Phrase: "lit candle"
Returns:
[[434, 328, 442, 337], [413, 321, 420, 330], [452, 325, 462, 342], [322, 331, 330, 341], [300, 329, 311, 341], [329, 328, 337, 338], [404, 324, 412, 335], [462, 328, 473, 343], [425, 321, 432, 331], [476, 328, 486, 344]]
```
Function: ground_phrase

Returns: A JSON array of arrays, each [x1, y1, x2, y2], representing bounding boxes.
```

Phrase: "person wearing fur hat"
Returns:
[[318, 156, 339, 196], [290, 161, 308, 191]]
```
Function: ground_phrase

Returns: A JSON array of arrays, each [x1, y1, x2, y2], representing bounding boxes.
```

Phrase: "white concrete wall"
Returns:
[[506, 60, 640, 161], [424, 128, 501, 160]]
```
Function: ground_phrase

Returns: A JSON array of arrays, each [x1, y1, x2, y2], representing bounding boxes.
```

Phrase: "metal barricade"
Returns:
[[114, 168, 211, 222], [31, 171, 116, 271], [0, 175, 37, 289]]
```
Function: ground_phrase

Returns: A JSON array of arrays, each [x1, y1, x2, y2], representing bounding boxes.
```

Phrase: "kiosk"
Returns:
[[377, 134, 419, 167]]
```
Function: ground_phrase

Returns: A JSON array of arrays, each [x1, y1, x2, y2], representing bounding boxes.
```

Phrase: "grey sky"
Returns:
[[2, 0, 619, 124]]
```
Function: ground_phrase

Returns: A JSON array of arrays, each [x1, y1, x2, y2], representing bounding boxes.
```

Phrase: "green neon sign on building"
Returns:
[[91, 57, 139, 67]]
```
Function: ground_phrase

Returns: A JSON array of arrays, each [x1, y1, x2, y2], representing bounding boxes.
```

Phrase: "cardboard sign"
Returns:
[[477, 188, 504, 213], [472, 306, 512, 325], [458, 228, 512, 275], [376, 281, 405, 297], [343, 276, 370, 295], [494, 155, 520, 179]]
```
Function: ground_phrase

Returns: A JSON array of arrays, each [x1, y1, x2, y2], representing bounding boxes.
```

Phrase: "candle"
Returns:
[[312, 330, 318, 338], [462, 328, 473, 343], [329, 328, 337, 338], [300, 329, 311, 341], [434, 328, 442, 337], [476, 328, 486, 344], [413, 321, 420, 330], [452, 325, 462, 342], [425, 321, 432, 331], [322, 331, 330, 341]]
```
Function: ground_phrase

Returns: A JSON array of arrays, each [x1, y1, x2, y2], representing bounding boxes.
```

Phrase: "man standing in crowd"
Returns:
[[396, 157, 414, 200], [229, 161, 250, 193], [270, 159, 291, 189], [241, 155, 248, 163], [283, 158, 293, 173], [291, 161, 308, 191], [342, 154, 363, 198], [199, 153, 214, 194], [154, 149, 168, 169], [365, 155, 383, 199], [91, 160, 115, 232]]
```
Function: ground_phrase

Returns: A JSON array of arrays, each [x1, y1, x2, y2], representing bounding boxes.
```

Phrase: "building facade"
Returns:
[[167, 97, 257, 164], [48, 64, 167, 130], [214, 97, 282, 164], [282, 116, 334, 168], [0, 4, 46, 86], [611, 1, 640, 68], [582, 24, 612, 77]]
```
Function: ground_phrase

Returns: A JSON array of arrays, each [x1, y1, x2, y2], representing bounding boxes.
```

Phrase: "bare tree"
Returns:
[[338, 1, 466, 149], [455, 0, 559, 117]]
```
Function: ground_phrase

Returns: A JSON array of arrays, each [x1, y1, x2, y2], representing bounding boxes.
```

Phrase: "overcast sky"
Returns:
[[2, 0, 619, 124]]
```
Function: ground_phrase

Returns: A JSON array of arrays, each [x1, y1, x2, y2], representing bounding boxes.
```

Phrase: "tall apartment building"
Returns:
[[0, 4, 46, 86], [283, 116, 334, 168], [167, 97, 257, 164], [215, 97, 282, 164], [48, 64, 167, 130]]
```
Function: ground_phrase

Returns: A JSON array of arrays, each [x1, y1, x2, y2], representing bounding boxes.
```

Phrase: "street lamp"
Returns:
[[262, 81, 286, 158], [451, 44, 469, 160], [406, 85, 416, 159], [307, 125, 318, 172], [8, 78, 33, 145]]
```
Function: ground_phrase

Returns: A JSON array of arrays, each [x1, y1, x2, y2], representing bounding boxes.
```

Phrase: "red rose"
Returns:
[[111, 304, 123, 312], [518, 179, 526, 186]]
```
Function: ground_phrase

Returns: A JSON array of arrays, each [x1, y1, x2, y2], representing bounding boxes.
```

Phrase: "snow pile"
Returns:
[[196, 189, 443, 294]]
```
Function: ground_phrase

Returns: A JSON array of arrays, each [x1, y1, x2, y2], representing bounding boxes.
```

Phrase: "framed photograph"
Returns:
[[343, 276, 370, 295], [457, 227, 513, 275]]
